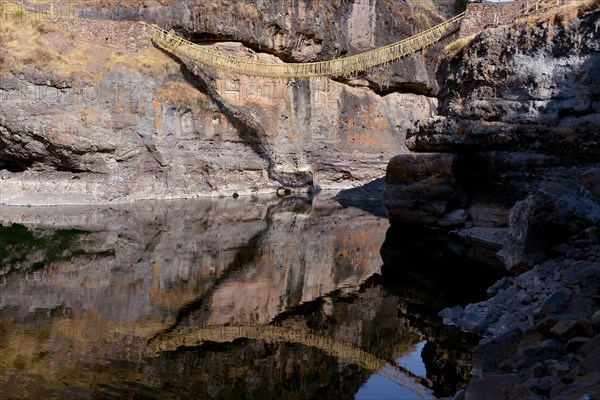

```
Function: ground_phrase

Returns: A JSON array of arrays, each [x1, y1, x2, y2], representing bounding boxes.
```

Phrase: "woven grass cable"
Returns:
[[140, 12, 465, 79]]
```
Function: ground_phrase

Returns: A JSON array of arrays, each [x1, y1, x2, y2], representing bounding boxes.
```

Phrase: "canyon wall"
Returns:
[[388, 2, 600, 237], [0, 0, 454, 205]]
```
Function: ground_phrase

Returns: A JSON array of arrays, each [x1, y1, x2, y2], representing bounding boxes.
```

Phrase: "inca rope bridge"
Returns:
[[141, 12, 465, 79], [148, 325, 436, 400]]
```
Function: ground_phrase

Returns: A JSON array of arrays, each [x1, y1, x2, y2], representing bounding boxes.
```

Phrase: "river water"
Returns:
[[0, 194, 502, 399]]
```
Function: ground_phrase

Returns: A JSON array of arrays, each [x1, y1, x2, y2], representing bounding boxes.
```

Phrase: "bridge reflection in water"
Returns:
[[150, 325, 435, 400]]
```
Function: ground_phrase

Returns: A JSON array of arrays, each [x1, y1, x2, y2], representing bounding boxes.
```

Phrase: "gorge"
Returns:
[[1, 0, 599, 399]]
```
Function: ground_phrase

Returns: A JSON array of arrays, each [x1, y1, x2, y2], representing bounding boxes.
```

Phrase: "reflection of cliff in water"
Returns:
[[0, 195, 399, 398], [0, 196, 385, 325], [0, 195, 498, 399]]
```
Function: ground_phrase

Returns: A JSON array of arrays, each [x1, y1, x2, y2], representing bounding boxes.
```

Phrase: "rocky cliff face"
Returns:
[[387, 3, 600, 266], [0, 0, 453, 204], [384, 3, 600, 399], [84, 0, 451, 93]]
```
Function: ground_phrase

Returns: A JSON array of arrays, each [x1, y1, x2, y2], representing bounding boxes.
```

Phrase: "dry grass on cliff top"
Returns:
[[393, 0, 446, 31], [0, 2, 177, 83], [441, 0, 599, 60], [16, 0, 174, 10], [0, 5, 58, 76], [443, 34, 476, 58], [91, 0, 174, 8], [515, 0, 600, 27]]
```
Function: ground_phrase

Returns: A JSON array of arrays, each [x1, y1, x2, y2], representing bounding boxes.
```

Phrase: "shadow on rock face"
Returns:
[[334, 178, 388, 218], [380, 222, 507, 311]]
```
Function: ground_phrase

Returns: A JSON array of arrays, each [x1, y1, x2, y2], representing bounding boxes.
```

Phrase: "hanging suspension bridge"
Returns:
[[140, 12, 465, 79]]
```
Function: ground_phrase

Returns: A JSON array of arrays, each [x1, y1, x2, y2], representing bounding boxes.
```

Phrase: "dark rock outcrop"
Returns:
[[388, 4, 600, 228], [385, 3, 600, 399], [503, 183, 600, 272], [387, 4, 600, 259], [384, 152, 462, 224]]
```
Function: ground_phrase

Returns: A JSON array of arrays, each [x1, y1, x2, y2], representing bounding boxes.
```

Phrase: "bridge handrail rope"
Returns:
[[140, 12, 465, 78]]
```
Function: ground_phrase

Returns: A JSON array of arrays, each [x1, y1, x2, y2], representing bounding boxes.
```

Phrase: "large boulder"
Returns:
[[503, 183, 600, 272], [384, 152, 462, 224]]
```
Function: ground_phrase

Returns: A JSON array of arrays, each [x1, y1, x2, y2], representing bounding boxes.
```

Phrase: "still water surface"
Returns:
[[0, 195, 493, 399]]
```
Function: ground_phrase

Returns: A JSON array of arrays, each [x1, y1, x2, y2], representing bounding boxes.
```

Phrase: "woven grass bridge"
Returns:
[[141, 12, 465, 79]]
